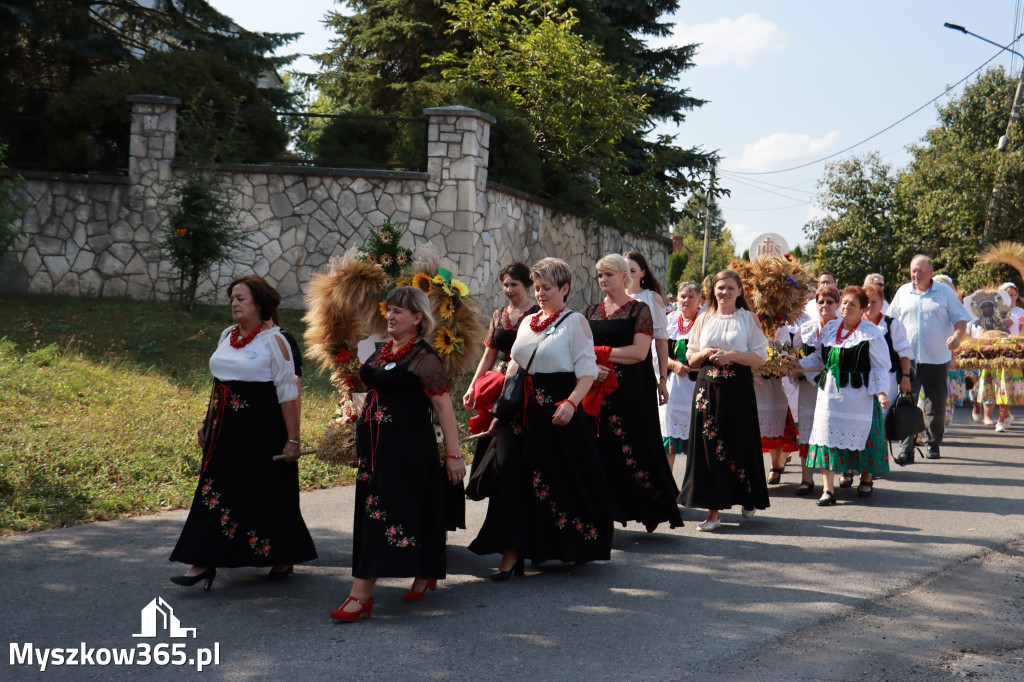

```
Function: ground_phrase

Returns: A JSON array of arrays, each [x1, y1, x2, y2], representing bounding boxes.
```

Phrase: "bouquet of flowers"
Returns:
[[756, 340, 803, 377]]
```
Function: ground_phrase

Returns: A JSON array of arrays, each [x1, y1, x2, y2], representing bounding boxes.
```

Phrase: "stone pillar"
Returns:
[[423, 105, 496, 281]]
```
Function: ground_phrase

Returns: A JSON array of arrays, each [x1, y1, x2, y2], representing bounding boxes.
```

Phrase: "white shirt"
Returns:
[[686, 308, 769, 362], [510, 311, 598, 379], [210, 327, 299, 403]]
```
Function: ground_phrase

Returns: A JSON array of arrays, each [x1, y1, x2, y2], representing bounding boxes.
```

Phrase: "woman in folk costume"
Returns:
[[586, 254, 683, 533], [678, 269, 770, 531], [791, 284, 839, 496], [799, 286, 891, 505], [660, 281, 702, 471]]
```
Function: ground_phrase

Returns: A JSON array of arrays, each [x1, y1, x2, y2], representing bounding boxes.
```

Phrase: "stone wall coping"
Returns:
[[169, 160, 428, 181], [126, 94, 182, 106], [0, 168, 129, 184], [422, 105, 497, 124]]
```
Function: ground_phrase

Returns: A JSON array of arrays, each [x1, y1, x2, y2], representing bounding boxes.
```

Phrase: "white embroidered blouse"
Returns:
[[209, 326, 299, 404]]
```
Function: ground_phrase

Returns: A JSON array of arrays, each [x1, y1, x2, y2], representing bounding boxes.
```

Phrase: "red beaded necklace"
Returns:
[[530, 308, 564, 333], [229, 323, 263, 348], [677, 313, 697, 335], [835, 319, 860, 344], [377, 337, 418, 364]]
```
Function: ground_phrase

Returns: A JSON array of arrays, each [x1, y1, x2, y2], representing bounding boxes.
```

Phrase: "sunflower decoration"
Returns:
[[358, 218, 413, 280], [411, 272, 433, 293], [435, 326, 465, 356]]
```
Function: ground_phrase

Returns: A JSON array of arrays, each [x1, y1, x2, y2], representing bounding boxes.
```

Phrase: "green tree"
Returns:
[[673, 191, 725, 242], [1, 0, 297, 169], [308, 0, 709, 232], [160, 99, 250, 310], [0, 142, 27, 256], [667, 250, 687, 291], [899, 67, 1024, 289], [804, 152, 902, 288], [672, 227, 737, 284]]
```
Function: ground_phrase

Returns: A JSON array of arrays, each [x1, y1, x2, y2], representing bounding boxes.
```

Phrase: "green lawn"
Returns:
[[0, 295, 373, 534]]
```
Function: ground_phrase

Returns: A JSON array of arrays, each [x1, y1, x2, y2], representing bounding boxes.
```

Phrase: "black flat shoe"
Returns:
[[767, 468, 785, 485], [794, 480, 814, 496], [170, 567, 216, 591], [490, 557, 525, 581], [816, 490, 837, 507], [857, 482, 874, 498], [268, 565, 294, 580], [839, 473, 854, 488]]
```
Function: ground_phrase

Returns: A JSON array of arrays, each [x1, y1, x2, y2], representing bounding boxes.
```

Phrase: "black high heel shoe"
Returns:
[[170, 567, 216, 591], [490, 557, 525, 581]]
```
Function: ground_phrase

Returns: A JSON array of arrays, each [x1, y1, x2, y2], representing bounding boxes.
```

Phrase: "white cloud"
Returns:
[[660, 13, 788, 70], [737, 131, 842, 172]]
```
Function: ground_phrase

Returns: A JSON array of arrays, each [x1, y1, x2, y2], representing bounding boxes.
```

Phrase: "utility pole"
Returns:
[[701, 162, 716, 281]]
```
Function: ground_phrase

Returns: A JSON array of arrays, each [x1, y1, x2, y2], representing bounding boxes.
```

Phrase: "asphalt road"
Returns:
[[2, 406, 1023, 681]]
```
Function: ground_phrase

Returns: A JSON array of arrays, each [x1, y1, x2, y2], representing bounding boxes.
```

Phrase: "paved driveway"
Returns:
[[2, 407, 1022, 680]]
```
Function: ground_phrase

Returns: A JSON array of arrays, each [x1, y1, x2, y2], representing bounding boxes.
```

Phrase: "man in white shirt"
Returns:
[[888, 255, 971, 463]]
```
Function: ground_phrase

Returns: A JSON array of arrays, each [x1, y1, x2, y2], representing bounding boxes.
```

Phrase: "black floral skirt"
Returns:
[[170, 380, 317, 567], [678, 364, 770, 511]]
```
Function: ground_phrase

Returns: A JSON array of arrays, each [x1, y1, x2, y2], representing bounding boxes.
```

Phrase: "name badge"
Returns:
[[384, 362, 397, 370], [245, 350, 257, 359]]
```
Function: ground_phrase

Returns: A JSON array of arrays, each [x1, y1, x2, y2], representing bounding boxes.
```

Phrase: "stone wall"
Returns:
[[1, 96, 671, 311]]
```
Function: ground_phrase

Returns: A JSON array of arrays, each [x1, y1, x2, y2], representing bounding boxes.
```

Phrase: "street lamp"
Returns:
[[944, 23, 1024, 235]]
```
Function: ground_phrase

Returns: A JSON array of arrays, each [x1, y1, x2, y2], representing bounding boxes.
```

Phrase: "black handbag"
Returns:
[[492, 311, 575, 420], [885, 391, 925, 442]]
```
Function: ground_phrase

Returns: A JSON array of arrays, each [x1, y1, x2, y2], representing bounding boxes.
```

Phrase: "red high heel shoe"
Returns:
[[402, 578, 437, 602], [330, 595, 374, 621]]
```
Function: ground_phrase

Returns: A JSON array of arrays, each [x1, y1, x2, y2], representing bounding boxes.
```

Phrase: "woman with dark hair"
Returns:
[[800, 285, 891, 505], [586, 254, 682, 533], [170, 275, 316, 589], [330, 286, 466, 620], [678, 269, 769, 531], [470, 257, 612, 577], [624, 251, 670, 407], [463, 263, 538, 410]]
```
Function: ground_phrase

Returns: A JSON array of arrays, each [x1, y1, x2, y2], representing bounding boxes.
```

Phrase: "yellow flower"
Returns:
[[411, 273, 432, 292], [434, 326, 464, 356], [379, 300, 388, 317], [439, 298, 455, 320], [451, 278, 470, 297]]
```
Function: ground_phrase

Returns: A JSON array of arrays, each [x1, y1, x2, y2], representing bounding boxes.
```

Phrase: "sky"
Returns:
[[207, 0, 1024, 255]]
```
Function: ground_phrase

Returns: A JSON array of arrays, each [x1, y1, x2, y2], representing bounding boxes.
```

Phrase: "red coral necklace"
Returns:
[[230, 324, 263, 348], [835, 320, 860, 344], [377, 337, 418, 365], [677, 314, 697, 335], [530, 308, 564, 333]]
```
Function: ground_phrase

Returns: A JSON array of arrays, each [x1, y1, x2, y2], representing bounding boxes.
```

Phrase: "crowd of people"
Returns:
[[165, 252, 1015, 622]]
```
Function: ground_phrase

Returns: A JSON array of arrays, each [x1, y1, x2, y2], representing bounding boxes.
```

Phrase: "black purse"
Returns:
[[885, 391, 925, 442], [492, 311, 575, 420]]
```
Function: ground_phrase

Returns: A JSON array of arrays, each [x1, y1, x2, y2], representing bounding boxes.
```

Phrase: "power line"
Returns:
[[721, 40, 1016, 176], [718, 172, 814, 204]]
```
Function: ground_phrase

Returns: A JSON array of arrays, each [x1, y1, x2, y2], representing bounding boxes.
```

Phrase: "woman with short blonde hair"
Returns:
[[586, 254, 683, 533]]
